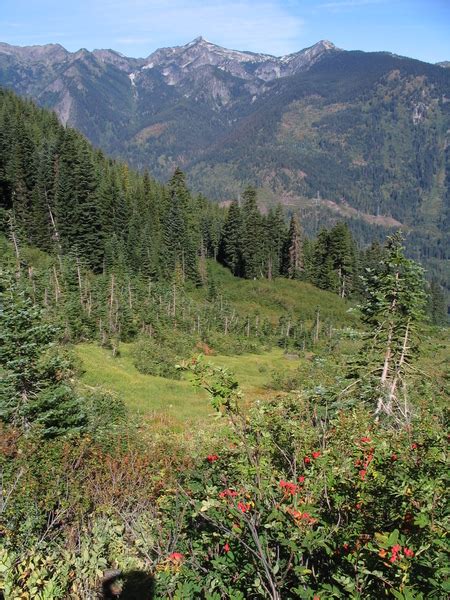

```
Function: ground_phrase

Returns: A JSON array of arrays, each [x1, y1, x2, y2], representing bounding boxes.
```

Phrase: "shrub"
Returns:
[[0, 425, 199, 598], [83, 388, 127, 442], [157, 361, 449, 599], [132, 330, 198, 379], [132, 337, 181, 379], [203, 331, 267, 355]]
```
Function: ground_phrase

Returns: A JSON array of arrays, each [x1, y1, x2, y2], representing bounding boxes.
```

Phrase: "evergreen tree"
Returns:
[[199, 196, 223, 260], [283, 214, 304, 279], [265, 205, 286, 279], [356, 233, 426, 422], [0, 272, 86, 437], [311, 229, 337, 291], [162, 168, 200, 283], [32, 142, 56, 252], [357, 241, 387, 297], [362, 240, 386, 271], [72, 140, 103, 271], [302, 238, 316, 283], [218, 201, 242, 276], [54, 130, 80, 255], [310, 223, 357, 297], [240, 187, 263, 279], [328, 222, 357, 298], [427, 278, 447, 325]]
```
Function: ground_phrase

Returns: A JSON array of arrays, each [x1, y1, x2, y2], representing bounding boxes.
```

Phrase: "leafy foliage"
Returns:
[[160, 360, 448, 599]]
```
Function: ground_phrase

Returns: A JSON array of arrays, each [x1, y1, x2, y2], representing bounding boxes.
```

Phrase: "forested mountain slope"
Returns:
[[1, 84, 449, 318], [1, 38, 449, 271], [0, 87, 364, 294]]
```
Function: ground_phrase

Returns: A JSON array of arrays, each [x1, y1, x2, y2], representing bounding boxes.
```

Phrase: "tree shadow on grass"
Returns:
[[102, 570, 155, 599]]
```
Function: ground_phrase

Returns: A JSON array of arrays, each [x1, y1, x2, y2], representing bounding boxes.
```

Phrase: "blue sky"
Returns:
[[1, 0, 449, 63]]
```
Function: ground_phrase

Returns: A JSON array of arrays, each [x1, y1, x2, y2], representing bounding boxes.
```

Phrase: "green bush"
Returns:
[[83, 388, 127, 441], [132, 330, 198, 379], [132, 337, 180, 379], [157, 361, 449, 599], [203, 331, 267, 355]]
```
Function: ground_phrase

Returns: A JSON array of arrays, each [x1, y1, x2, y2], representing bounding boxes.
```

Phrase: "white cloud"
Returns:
[[95, 0, 305, 56]]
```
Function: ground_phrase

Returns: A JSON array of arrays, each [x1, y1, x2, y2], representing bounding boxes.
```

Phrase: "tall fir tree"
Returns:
[[328, 222, 357, 298], [311, 223, 357, 297], [162, 168, 200, 283], [72, 140, 103, 271], [240, 187, 264, 279], [356, 233, 426, 421], [218, 201, 242, 276], [265, 205, 286, 279], [311, 228, 338, 291], [283, 214, 304, 279]]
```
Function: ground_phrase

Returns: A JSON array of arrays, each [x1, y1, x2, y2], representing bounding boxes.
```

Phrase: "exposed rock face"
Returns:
[[140, 37, 337, 85], [0, 42, 69, 63], [0, 37, 338, 109], [0, 36, 341, 162]]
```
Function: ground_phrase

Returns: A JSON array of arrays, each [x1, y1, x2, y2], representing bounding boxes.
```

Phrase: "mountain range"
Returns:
[[0, 37, 449, 281]]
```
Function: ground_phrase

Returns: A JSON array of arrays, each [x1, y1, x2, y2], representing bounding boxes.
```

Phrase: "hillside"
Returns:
[[1, 38, 449, 274], [0, 86, 398, 299]]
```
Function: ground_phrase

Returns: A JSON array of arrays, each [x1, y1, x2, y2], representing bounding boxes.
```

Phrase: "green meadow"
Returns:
[[193, 262, 358, 326], [75, 343, 300, 427], [74, 266, 359, 429]]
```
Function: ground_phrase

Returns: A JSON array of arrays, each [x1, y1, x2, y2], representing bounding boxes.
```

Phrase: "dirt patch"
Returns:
[[134, 122, 169, 143], [196, 341, 215, 356]]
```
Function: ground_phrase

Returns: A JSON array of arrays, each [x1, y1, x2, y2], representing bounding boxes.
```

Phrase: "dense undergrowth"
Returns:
[[1, 236, 449, 599], [0, 355, 448, 599]]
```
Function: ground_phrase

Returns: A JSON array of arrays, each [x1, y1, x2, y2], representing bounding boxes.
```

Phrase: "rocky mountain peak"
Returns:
[[92, 48, 141, 70], [0, 36, 447, 272], [189, 36, 211, 46], [139, 36, 338, 84], [0, 42, 69, 63], [315, 40, 335, 50]]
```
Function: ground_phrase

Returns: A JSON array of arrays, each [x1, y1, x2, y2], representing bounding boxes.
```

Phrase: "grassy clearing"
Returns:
[[191, 261, 358, 327], [75, 343, 300, 427]]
